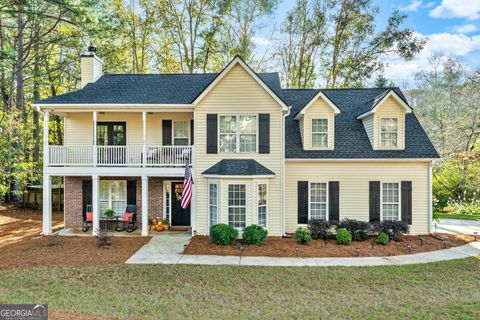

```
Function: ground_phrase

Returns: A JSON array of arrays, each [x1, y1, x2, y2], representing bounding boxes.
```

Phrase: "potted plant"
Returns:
[[156, 219, 169, 231], [160, 219, 170, 231], [104, 209, 115, 218], [148, 217, 154, 231]]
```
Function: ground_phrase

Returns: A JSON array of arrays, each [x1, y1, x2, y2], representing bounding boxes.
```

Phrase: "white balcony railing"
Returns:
[[47, 145, 192, 167]]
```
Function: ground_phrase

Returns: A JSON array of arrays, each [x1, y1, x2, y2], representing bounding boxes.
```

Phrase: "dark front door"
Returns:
[[97, 122, 126, 164], [171, 182, 191, 226]]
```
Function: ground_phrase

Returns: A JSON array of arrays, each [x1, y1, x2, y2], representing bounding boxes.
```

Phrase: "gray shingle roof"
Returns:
[[202, 159, 275, 176], [283, 88, 439, 159], [34, 72, 284, 105]]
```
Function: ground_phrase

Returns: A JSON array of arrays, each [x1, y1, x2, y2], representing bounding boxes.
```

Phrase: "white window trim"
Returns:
[[380, 181, 402, 221], [311, 118, 329, 150], [255, 181, 268, 228], [218, 114, 259, 153], [208, 180, 220, 228], [226, 182, 248, 229], [379, 117, 399, 149], [172, 120, 190, 146], [308, 181, 329, 221], [99, 180, 127, 217]]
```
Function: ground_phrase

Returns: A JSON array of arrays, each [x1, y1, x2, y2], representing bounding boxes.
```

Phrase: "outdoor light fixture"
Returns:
[[371, 241, 376, 250], [407, 243, 413, 254], [295, 245, 300, 256], [323, 240, 328, 248], [193, 230, 197, 236], [474, 232, 478, 241], [355, 248, 360, 257], [419, 236, 426, 246], [443, 240, 447, 248], [236, 241, 243, 255]]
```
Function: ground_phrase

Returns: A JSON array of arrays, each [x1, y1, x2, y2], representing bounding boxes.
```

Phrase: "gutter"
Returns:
[[281, 106, 292, 236]]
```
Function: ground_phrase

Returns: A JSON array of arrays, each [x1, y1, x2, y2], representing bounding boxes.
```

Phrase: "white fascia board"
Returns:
[[192, 56, 289, 111], [44, 166, 185, 177], [201, 174, 275, 179], [294, 91, 341, 120], [34, 104, 194, 113], [285, 158, 440, 163], [356, 90, 412, 120]]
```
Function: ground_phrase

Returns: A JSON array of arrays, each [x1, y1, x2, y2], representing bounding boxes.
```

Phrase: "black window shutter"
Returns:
[[190, 119, 194, 145], [82, 180, 92, 216], [258, 113, 270, 154], [162, 120, 172, 145], [206, 114, 218, 154], [298, 181, 309, 224], [369, 181, 381, 223], [127, 179, 136, 205], [329, 181, 339, 221], [401, 181, 412, 224]]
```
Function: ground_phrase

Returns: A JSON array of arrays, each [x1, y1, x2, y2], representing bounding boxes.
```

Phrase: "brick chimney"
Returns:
[[80, 45, 103, 88]]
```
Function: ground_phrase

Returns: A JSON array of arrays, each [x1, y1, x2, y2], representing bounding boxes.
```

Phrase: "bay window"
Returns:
[[228, 184, 246, 228], [257, 183, 267, 227]]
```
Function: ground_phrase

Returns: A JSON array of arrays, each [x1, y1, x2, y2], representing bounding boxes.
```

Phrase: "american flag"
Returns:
[[181, 160, 193, 209]]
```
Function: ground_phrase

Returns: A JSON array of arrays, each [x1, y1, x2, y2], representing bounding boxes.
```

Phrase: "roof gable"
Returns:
[[192, 56, 289, 110], [357, 89, 412, 119], [294, 90, 340, 120]]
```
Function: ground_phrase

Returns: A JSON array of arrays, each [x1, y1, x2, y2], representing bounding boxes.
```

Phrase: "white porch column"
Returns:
[[141, 176, 149, 236], [93, 111, 97, 167], [191, 147, 196, 236], [92, 175, 100, 235], [142, 111, 147, 167], [43, 111, 50, 166], [42, 174, 52, 235]]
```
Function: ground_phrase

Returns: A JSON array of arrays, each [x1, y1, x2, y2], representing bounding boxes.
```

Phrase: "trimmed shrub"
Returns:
[[373, 221, 409, 241], [376, 232, 389, 245], [210, 224, 238, 245], [338, 218, 371, 241], [308, 219, 338, 240], [295, 227, 312, 245], [242, 224, 268, 246], [336, 228, 352, 245]]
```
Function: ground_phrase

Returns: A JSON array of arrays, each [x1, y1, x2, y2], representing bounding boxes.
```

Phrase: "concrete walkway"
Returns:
[[435, 219, 480, 235], [126, 234, 480, 267]]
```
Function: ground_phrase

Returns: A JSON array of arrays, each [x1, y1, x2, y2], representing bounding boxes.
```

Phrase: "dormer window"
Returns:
[[380, 118, 398, 148], [312, 119, 328, 148]]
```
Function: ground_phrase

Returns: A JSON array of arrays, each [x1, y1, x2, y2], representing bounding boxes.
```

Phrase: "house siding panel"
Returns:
[[362, 115, 374, 147], [193, 64, 283, 235], [285, 161, 430, 234]]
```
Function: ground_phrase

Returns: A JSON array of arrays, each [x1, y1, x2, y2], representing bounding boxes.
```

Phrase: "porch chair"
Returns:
[[82, 204, 93, 232], [115, 204, 137, 233]]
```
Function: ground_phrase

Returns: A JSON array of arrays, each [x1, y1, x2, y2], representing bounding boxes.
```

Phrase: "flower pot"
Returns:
[[156, 225, 164, 232]]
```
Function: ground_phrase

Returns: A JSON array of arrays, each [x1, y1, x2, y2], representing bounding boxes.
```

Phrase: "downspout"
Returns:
[[429, 160, 434, 233], [281, 106, 291, 236]]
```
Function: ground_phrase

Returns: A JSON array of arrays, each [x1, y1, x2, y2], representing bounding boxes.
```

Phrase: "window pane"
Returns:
[[240, 134, 256, 152], [209, 184, 218, 226], [381, 118, 398, 147], [240, 116, 256, 134], [312, 119, 328, 148], [257, 184, 267, 227], [228, 184, 246, 228], [310, 182, 327, 220], [382, 183, 399, 221], [220, 116, 237, 133]]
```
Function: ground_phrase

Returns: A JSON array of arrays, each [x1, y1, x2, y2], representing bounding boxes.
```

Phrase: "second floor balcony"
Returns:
[[47, 145, 192, 167]]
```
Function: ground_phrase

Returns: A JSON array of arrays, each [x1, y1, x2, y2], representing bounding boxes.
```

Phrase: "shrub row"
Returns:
[[209, 224, 268, 246], [307, 218, 409, 242]]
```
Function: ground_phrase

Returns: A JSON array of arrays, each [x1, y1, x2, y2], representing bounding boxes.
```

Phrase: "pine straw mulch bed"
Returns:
[[184, 234, 477, 258], [0, 204, 150, 270]]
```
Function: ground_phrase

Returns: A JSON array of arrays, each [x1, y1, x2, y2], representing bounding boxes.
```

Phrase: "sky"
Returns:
[[254, 0, 480, 87]]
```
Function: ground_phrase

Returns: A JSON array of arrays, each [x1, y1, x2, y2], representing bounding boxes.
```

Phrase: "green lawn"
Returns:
[[434, 212, 480, 221], [1, 258, 480, 319]]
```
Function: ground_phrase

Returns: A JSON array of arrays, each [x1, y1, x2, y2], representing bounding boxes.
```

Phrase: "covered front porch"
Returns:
[[42, 174, 195, 237]]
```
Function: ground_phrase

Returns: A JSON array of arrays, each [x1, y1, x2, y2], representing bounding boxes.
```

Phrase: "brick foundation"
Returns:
[[64, 176, 165, 230]]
